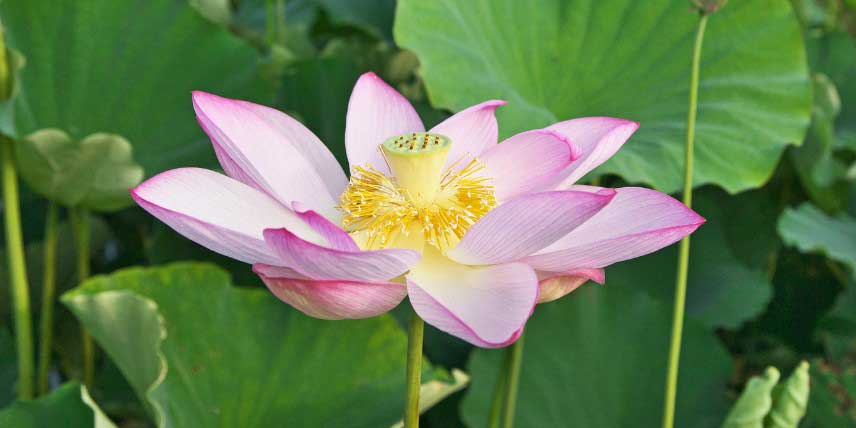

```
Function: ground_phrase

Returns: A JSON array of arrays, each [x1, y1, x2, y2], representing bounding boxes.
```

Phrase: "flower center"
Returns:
[[339, 132, 496, 252]]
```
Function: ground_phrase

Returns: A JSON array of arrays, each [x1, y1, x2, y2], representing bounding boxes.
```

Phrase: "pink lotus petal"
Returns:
[[131, 168, 321, 265], [407, 251, 538, 348], [192, 91, 346, 219], [429, 100, 505, 164], [480, 129, 580, 201], [263, 228, 421, 282], [536, 268, 605, 304], [447, 189, 616, 265], [345, 72, 424, 173], [545, 117, 639, 188], [523, 187, 705, 271], [210, 139, 262, 192], [292, 201, 359, 252], [254, 264, 406, 319]]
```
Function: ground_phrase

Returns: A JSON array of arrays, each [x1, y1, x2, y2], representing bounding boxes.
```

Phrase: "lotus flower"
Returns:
[[131, 72, 704, 348]]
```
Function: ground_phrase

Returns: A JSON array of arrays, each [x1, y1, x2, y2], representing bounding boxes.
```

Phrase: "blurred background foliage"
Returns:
[[0, 0, 854, 426]]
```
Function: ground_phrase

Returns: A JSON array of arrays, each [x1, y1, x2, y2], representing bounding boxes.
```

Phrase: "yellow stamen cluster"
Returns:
[[339, 158, 496, 252]]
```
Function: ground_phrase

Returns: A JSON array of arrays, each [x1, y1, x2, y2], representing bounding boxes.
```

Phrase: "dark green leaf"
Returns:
[[0, 0, 268, 173], [608, 188, 773, 330], [802, 360, 856, 427], [280, 54, 363, 168], [317, 0, 396, 41], [0, 328, 16, 407], [817, 280, 856, 361], [461, 285, 731, 428]]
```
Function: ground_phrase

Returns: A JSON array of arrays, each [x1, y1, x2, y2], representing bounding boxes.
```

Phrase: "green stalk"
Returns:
[[2, 136, 34, 399], [70, 206, 94, 388], [275, 0, 286, 46], [37, 202, 58, 395], [501, 334, 525, 428], [486, 350, 511, 428], [404, 308, 424, 428], [265, 0, 275, 45], [662, 13, 708, 428]]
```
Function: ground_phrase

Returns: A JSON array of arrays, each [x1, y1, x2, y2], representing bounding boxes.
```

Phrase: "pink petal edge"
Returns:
[[291, 201, 359, 252], [447, 189, 616, 265], [545, 117, 639, 188], [406, 254, 538, 348], [429, 99, 506, 164], [254, 264, 406, 319], [536, 268, 605, 304], [263, 228, 421, 282], [344, 72, 424, 173], [192, 91, 346, 217], [130, 167, 320, 266], [480, 128, 581, 201], [523, 187, 706, 271]]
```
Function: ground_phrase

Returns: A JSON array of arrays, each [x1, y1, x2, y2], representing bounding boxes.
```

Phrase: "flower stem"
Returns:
[[404, 308, 424, 428], [2, 136, 34, 399], [662, 13, 708, 428], [265, 0, 275, 45], [70, 206, 94, 388], [501, 333, 525, 428], [486, 350, 510, 428], [275, 0, 286, 45], [37, 202, 58, 395]]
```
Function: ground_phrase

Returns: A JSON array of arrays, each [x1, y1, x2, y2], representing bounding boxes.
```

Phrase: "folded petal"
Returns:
[[429, 100, 505, 164], [192, 91, 346, 218], [345, 72, 424, 173], [254, 264, 406, 319], [131, 168, 321, 265], [536, 268, 605, 304], [447, 189, 616, 265], [263, 228, 421, 282], [292, 201, 359, 252], [480, 129, 579, 201], [523, 187, 705, 271], [407, 249, 538, 348], [545, 117, 639, 188]]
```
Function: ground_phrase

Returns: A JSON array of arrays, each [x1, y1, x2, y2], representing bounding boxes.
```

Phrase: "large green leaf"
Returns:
[[15, 129, 144, 212], [0, 0, 267, 173], [461, 285, 731, 428], [395, 0, 811, 193], [778, 203, 856, 272], [608, 188, 773, 330], [62, 262, 459, 428], [0, 382, 115, 428]]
